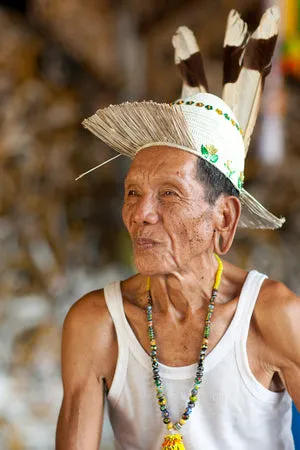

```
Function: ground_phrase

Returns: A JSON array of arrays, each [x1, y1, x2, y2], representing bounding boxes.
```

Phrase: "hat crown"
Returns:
[[173, 92, 245, 190]]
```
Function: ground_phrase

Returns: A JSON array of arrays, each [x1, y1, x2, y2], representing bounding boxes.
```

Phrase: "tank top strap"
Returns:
[[236, 270, 268, 333], [104, 281, 129, 407]]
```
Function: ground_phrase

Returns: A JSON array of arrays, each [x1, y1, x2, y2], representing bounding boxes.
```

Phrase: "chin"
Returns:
[[134, 253, 175, 277]]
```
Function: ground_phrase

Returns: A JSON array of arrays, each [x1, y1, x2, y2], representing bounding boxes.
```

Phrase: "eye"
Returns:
[[162, 190, 177, 197], [127, 189, 138, 196]]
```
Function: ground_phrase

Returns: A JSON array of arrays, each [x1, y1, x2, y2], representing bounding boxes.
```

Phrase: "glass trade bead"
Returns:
[[179, 418, 186, 425], [182, 413, 189, 420], [190, 396, 197, 402], [203, 338, 208, 345], [174, 422, 182, 431], [155, 380, 162, 387], [150, 339, 156, 346], [152, 361, 158, 368], [188, 401, 195, 408], [160, 405, 166, 411], [224, 113, 230, 120], [167, 422, 174, 430], [191, 388, 198, 396], [153, 367, 159, 374], [205, 105, 213, 110], [151, 344, 157, 351], [186, 101, 194, 105], [176, 100, 184, 105], [162, 410, 169, 418], [159, 399, 166, 406], [196, 102, 204, 107], [163, 417, 171, 424]]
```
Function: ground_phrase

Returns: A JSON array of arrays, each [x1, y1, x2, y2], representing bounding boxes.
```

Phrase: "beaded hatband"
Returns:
[[146, 253, 223, 449]]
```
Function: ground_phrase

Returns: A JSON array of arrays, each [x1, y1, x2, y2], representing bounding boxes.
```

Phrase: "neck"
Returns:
[[148, 253, 221, 318]]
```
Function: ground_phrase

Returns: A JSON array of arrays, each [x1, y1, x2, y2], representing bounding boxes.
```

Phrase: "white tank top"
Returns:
[[104, 270, 294, 450]]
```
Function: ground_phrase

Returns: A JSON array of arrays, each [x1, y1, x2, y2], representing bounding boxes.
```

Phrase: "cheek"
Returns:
[[165, 209, 214, 254], [122, 204, 131, 232]]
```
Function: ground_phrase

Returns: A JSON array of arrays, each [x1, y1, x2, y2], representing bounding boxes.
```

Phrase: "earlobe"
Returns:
[[213, 196, 241, 255], [213, 230, 227, 255]]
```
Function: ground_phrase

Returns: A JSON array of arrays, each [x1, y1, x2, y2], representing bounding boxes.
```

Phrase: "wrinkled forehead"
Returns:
[[125, 145, 199, 183]]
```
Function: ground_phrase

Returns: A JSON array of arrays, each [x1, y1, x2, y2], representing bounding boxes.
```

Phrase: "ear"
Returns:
[[213, 195, 241, 255]]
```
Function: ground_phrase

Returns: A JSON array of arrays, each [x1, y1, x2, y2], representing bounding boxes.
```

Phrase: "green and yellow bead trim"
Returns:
[[170, 99, 243, 136]]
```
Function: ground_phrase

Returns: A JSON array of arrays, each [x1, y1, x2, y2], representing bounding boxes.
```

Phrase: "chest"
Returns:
[[122, 299, 284, 392], [124, 299, 238, 367]]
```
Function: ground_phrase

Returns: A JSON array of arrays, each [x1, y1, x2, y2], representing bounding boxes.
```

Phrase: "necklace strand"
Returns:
[[146, 253, 223, 448]]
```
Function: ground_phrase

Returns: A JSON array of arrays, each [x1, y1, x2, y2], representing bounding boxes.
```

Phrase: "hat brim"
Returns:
[[82, 100, 285, 230]]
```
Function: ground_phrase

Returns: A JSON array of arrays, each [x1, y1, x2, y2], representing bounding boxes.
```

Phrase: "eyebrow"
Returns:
[[125, 174, 188, 186]]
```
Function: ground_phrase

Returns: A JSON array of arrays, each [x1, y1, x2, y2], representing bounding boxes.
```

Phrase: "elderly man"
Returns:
[[56, 8, 300, 450], [55, 93, 300, 450]]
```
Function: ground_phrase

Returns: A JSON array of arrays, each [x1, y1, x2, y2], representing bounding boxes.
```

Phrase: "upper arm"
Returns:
[[258, 281, 300, 411], [56, 290, 115, 450]]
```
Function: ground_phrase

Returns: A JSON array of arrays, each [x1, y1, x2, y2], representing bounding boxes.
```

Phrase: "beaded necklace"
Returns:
[[145, 253, 223, 450]]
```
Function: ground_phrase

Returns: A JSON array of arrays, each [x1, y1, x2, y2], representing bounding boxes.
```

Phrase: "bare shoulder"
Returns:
[[254, 278, 300, 366], [62, 288, 117, 384], [256, 278, 299, 317], [64, 289, 113, 336]]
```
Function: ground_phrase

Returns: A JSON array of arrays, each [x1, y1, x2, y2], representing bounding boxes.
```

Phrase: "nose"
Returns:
[[132, 195, 159, 225]]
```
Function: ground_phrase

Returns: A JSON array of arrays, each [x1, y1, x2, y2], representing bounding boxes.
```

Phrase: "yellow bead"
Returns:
[[146, 277, 151, 291], [150, 339, 156, 346], [167, 422, 173, 430], [179, 418, 186, 425]]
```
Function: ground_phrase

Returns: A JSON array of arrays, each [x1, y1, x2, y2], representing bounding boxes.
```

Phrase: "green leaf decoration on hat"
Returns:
[[201, 144, 209, 157], [238, 171, 244, 189], [201, 144, 219, 163], [224, 160, 235, 179], [207, 145, 219, 163]]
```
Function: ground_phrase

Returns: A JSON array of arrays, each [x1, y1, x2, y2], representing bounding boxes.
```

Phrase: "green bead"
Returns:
[[190, 396, 197, 402]]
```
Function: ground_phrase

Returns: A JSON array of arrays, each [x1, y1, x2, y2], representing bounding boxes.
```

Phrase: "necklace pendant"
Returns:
[[162, 433, 185, 449]]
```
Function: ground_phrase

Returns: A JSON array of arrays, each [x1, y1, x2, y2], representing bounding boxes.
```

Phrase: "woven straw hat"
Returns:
[[81, 92, 285, 230]]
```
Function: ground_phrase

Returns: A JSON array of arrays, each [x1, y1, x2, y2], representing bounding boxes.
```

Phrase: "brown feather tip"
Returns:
[[243, 5, 280, 75], [223, 9, 249, 86], [172, 26, 208, 92]]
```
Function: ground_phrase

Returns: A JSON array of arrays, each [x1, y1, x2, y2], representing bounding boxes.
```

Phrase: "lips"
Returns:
[[134, 238, 158, 249]]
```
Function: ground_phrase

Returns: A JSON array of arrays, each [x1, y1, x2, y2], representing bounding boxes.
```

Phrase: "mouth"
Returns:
[[133, 238, 159, 250]]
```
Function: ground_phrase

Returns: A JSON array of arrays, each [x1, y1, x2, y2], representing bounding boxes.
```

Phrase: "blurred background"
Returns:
[[0, 0, 299, 448]]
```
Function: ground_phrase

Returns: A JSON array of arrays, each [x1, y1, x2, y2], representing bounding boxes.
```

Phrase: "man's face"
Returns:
[[122, 146, 216, 276]]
